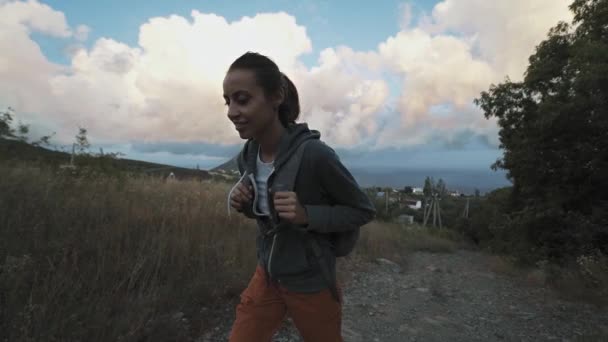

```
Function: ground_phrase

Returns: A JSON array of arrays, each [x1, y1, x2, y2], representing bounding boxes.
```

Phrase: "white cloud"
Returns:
[[1, 4, 317, 145], [399, 2, 414, 30], [0, 0, 68, 130], [0, 0, 573, 152], [371, 0, 572, 148], [425, 0, 573, 79], [296, 46, 388, 147], [0, 0, 71, 37], [379, 29, 495, 127], [74, 24, 90, 41]]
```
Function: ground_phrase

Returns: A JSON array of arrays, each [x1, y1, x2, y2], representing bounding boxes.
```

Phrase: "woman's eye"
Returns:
[[236, 97, 249, 105]]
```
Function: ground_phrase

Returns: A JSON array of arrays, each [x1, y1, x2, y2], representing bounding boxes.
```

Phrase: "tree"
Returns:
[[436, 178, 447, 197], [0, 108, 15, 138], [474, 0, 608, 260], [423, 176, 434, 197], [16, 123, 29, 142], [1, 107, 31, 142], [75, 127, 90, 154], [32, 132, 55, 147], [403, 186, 413, 194]]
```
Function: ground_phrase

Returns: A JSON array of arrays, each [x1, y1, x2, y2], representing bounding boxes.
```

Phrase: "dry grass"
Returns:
[[486, 253, 608, 306], [336, 222, 458, 289], [550, 254, 608, 306], [0, 164, 459, 341], [355, 222, 457, 263], [486, 255, 522, 277], [0, 165, 257, 341]]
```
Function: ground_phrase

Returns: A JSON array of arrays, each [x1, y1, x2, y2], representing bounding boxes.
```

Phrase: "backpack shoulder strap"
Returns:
[[279, 140, 342, 303], [236, 153, 244, 176], [273, 139, 312, 192]]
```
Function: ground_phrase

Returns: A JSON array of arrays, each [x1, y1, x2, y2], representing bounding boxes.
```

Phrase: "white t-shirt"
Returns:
[[255, 148, 274, 216]]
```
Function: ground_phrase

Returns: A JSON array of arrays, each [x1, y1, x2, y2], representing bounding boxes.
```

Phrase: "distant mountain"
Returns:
[[207, 153, 510, 194], [349, 167, 511, 195], [0, 137, 72, 164], [0, 138, 211, 181], [212, 156, 238, 172]]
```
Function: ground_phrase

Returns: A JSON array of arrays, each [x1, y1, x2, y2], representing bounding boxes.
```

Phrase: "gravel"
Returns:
[[198, 250, 608, 341]]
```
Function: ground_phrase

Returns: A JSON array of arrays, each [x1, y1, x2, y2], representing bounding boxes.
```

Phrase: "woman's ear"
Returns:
[[273, 88, 285, 110]]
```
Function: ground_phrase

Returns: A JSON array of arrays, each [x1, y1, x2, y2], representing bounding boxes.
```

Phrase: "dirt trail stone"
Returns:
[[199, 250, 608, 341]]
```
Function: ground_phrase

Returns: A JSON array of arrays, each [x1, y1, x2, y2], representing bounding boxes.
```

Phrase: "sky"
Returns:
[[0, 0, 574, 171]]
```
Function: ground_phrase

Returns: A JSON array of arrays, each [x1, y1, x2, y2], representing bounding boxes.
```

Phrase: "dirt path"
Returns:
[[199, 251, 608, 341]]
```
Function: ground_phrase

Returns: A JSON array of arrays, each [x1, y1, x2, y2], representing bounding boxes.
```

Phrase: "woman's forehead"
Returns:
[[223, 69, 258, 93]]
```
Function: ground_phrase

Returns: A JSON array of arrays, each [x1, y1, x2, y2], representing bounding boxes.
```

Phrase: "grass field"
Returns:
[[0, 163, 457, 341]]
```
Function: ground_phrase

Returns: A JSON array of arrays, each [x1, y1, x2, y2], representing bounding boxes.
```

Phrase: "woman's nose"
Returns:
[[227, 104, 239, 120]]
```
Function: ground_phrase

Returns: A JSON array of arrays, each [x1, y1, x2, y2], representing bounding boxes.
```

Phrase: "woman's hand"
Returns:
[[230, 182, 252, 212], [273, 191, 308, 225]]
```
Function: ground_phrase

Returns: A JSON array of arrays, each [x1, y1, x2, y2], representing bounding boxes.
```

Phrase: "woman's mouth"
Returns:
[[233, 121, 248, 131]]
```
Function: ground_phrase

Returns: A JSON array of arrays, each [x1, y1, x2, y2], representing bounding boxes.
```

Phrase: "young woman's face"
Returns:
[[223, 69, 280, 140]]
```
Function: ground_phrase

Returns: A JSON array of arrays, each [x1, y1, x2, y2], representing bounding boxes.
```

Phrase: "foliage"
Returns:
[[0, 107, 30, 142], [473, 0, 608, 263], [0, 166, 256, 341], [436, 178, 447, 197], [74, 127, 90, 155], [423, 176, 434, 197]]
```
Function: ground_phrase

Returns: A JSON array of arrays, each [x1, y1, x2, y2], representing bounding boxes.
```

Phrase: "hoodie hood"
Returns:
[[237, 123, 321, 175]]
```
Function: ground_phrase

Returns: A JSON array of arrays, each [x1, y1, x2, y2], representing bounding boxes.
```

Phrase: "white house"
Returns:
[[412, 187, 424, 194], [407, 200, 422, 210], [397, 214, 414, 224], [167, 172, 176, 181]]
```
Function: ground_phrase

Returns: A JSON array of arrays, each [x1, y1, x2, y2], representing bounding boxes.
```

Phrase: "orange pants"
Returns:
[[228, 265, 343, 342]]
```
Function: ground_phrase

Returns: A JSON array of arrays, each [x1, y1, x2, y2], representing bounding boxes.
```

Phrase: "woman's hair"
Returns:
[[228, 52, 300, 127]]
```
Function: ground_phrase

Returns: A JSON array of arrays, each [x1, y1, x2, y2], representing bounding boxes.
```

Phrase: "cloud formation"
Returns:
[[0, 0, 573, 151]]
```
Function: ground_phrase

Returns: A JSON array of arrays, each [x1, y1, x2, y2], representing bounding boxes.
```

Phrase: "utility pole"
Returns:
[[462, 198, 470, 219], [385, 189, 389, 214], [423, 196, 432, 227], [437, 194, 442, 229], [432, 194, 437, 227], [423, 193, 443, 229], [71, 143, 75, 166]]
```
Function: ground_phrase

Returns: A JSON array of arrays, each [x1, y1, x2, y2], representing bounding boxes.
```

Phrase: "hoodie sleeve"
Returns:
[[238, 178, 257, 219], [235, 151, 257, 219], [304, 142, 376, 233]]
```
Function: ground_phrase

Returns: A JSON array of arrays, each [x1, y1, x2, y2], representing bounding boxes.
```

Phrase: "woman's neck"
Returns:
[[256, 120, 285, 163]]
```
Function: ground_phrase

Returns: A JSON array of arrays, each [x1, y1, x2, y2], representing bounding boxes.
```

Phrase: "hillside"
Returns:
[[0, 138, 211, 181], [211, 155, 238, 172], [209, 154, 509, 194]]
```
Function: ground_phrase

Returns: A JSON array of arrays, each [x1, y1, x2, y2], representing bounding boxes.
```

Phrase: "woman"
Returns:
[[225, 51, 375, 342]]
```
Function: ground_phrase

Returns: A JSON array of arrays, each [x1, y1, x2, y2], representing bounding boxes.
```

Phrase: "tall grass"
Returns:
[[356, 222, 457, 262], [487, 253, 608, 306], [0, 165, 256, 341], [0, 164, 457, 341]]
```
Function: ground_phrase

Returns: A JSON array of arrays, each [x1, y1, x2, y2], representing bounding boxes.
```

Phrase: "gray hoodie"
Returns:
[[228, 123, 376, 293]]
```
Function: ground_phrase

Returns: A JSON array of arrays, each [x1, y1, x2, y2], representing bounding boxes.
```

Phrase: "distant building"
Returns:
[[396, 214, 414, 224], [412, 187, 424, 194], [404, 199, 422, 210]]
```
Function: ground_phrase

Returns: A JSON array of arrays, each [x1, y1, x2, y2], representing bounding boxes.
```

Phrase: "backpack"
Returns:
[[273, 139, 360, 258]]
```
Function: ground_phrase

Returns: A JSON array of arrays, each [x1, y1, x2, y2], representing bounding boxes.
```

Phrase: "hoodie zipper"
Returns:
[[266, 168, 278, 278], [267, 234, 278, 278]]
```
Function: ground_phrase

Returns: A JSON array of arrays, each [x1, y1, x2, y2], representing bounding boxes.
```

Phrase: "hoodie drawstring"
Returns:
[[227, 171, 249, 218]]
